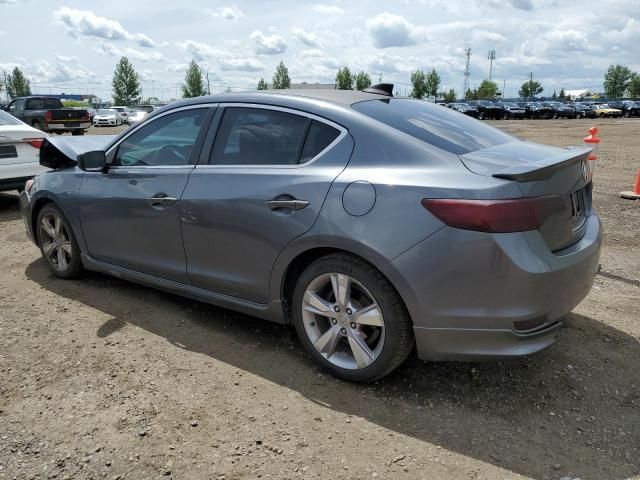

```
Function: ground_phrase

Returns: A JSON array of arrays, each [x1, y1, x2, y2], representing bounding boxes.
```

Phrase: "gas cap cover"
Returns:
[[342, 181, 376, 216]]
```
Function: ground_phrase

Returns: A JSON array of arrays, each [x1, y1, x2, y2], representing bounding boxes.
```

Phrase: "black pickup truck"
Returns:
[[6, 96, 91, 135]]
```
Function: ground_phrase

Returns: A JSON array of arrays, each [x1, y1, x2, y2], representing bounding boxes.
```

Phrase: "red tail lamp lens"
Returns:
[[421, 196, 564, 233], [23, 138, 44, 149]]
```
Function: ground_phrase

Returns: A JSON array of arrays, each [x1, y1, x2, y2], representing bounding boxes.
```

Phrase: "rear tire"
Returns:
[[292, 254, 414, 382], [36, 204, 83, 279]]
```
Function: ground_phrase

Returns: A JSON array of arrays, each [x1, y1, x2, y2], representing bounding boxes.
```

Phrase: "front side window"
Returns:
[[114, 108, 207, 167], [210, 107, 340, 166]]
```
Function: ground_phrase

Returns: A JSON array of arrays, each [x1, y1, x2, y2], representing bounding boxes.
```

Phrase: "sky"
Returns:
[[1, 0, 639, 101]]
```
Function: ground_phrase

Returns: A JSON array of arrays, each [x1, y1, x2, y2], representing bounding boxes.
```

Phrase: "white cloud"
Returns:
[[166, 63, 188, 72], [291, 27, 320, 47], [312, 4, 344, 15], [366, 13, 425, 48], [219, 58, 264, 72], [0, 30, 7, 36], [250, 30, 287, 55], [124, 48, 164, 62], [178, 40, 226, 61], [510, 0, 534, 10], [207, 5, 244, 20], [54, 7, 161, 48]]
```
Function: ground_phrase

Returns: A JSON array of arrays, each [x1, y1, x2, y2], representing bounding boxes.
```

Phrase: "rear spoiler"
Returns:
[[492, 146, 591, 182], [40, 135, 116, 169]]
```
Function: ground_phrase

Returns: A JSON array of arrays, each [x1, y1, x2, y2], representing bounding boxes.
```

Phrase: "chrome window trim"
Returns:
[[105, 103, 217, 158], [197, 102, 348, 170]]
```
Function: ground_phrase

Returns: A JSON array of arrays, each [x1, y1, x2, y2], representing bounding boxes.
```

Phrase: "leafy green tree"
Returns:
[[442, 89, 456, 102], [465, 88, 478, 100], [519, 80, 543, 99], [257, 78, 268, 90], [112, 57, 141, 106], [551, 90, 557, 99], [603, 65, 633, 99], [272, 61, 291, 89], [354, 71, 372, 91], [424, 68, 441, 100], [410, 70, 427, 99], [559, 88, 566, 100], [476, 80, 498, 99], [335, 67, 353, 90], [628, 74, 640, 98], [182, 59, 207, 98], [6, 67, 31, 99]]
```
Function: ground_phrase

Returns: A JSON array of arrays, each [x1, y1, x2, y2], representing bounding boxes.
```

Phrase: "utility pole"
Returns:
[[529, 72, 534, 101], [487, 50, 496, 82], [206, 71, 211, 95], [463, 48, 471, 97], [503, 79, 506, 99]]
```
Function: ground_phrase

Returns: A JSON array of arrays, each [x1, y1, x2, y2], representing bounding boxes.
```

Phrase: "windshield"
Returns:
[[137, 105, 155, 113], [352, 98, 513, 155], [502, 102, 519, 107], [0, 110, 22, 126], [98, 109, 116, 115]]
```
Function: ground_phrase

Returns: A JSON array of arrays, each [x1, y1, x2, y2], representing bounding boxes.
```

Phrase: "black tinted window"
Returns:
[[210, 108, 311, 165], [352, 98, 513, 155], [114, 108, 207, 167], [26, 98, 63, 110], [300, 120, 340, 163]]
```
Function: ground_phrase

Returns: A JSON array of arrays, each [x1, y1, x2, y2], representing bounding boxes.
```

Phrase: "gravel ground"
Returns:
[[0, 119, 638, 480]]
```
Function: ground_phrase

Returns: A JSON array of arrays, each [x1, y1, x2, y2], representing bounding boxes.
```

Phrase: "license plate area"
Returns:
[[0, 145, 18, 159]]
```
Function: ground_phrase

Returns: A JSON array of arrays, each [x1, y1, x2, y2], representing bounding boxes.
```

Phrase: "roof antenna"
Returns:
[[363, 83, 394, 97]]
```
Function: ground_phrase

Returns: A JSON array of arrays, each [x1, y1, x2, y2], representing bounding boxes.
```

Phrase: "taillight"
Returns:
[[45, 111, 52, 122], [421, 196, 564, 233], [23, 138, 44, 149]]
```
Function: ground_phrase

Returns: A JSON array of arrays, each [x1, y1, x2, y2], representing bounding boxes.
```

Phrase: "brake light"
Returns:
[[23, 138, 44, 149], [421, 196, 564, 233], [45, 111, 52, 122]]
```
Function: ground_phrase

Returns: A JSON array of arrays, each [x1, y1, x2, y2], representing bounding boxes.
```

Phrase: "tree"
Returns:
[[519, 80, 543, 99], [442, 88, 456, 103], [182, 59, 207, 98], [410, 70, 427, 99], [551, 90, 557, 99], [628, 74, 640, 98], [476, 80, 498, 99], [6, 67, 31, 99], [424, 68, 441, 100], [335, 67, 353, 90], [257, 78, 268, 90], [465, 88, 478, 100], [354, 71, 372, 91], [272, 61, 291, 89], [559, 88, 566, 100], [603, 65, 633, 99], [112, 57, 141, 106]]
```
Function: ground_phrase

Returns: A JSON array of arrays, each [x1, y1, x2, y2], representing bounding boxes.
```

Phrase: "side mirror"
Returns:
[[77, 150, 107, 172]]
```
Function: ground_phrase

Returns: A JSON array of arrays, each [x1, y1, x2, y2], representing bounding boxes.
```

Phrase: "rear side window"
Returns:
[[352, 98, 513, 155], [210, 107, 340, 166], [25, 98, 63, 110]]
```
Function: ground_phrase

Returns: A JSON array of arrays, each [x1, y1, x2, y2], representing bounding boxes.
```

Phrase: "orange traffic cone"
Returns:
[[583, 126, 600, 178], [620, 170, 640, 200]]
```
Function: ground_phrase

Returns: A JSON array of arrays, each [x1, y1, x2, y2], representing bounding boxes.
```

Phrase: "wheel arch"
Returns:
[[30, 196, 55, 243]]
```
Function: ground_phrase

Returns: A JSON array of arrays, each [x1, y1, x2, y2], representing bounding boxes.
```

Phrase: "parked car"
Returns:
[[541, 102, 577, 119], [136, 105, 158, 114], [523, 102, 554, 119], [5, 96, 90, 135], [0, 110, 47, 192], [608, 100, 640, 118], [86, 108, 96, 122], [93, 109, 122, 127], [446, 102, 479, 117], [567, 102, 590, 118], [111, 106, 132, 124], [496, 102, 526, 119], [466, 100, 503, 120], [588, 103, 622, 118], [20, 87, 602, 382], [128, 109, 149, 124]]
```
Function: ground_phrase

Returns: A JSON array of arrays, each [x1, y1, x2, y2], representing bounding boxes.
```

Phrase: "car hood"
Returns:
[[40, 135, 116, 169]]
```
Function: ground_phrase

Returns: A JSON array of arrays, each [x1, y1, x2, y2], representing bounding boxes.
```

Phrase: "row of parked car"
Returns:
[[90, 104, 159, 127], [445, 100, 640, 120]]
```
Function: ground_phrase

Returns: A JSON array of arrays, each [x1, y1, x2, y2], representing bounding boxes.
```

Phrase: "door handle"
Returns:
[[265, 199, 310, 211], [147, 193, 177, 208]]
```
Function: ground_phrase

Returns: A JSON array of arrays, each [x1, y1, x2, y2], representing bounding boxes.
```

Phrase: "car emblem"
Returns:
[[581, 159, 590, 182]]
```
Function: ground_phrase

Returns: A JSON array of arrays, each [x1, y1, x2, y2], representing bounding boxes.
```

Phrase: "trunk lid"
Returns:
[[460, 141, 593, 252], [40, 135, 116, 169], [50, 108, 88, 122]]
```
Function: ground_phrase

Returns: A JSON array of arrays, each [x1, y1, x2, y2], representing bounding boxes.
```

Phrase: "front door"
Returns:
[[78, 106, 213, 283], [181, 105, 353, 304]]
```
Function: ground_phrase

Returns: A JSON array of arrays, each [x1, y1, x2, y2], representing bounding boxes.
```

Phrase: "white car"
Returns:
[[128, 109, 149, 124], [111, 106, 131, 124], [93, 109, 122, 127], [0, 110, 47, 192]]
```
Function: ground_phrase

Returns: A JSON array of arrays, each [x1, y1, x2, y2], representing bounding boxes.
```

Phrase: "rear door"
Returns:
[[78, 105, 214, 282], [181, 104, 353, 303]]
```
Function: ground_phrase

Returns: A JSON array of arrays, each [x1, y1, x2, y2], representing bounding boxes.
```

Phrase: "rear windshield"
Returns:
[[25, 98, 63, 110], [0, 110, 22, 126], [352, 98, 513, 155]]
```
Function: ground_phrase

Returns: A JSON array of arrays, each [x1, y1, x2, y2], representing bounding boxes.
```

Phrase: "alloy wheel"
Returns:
[[39, 212, 73, 272], [301, 272, 385, 370]]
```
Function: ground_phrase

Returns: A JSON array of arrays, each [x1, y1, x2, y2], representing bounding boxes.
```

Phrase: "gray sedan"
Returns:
[[20, 85, 602, 382]]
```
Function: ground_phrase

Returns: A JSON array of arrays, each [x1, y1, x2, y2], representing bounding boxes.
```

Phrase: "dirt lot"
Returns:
[[0, 119, 638, 480]]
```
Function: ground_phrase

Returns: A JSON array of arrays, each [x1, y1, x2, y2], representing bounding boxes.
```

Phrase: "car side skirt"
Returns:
[[80, 254, 287, 324]]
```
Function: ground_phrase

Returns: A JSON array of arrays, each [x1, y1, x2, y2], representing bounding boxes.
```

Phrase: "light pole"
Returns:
[[487, 50, 496, 82]]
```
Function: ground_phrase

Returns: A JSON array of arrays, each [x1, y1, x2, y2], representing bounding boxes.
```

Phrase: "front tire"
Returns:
[[36, 204, 83, 279], [292, 254, 414, 382]]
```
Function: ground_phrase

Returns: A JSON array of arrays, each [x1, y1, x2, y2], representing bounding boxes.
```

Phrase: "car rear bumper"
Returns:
[[391, 213, 602, 361], [47, 123, 91, 131], [19, 189, 36, 243]]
